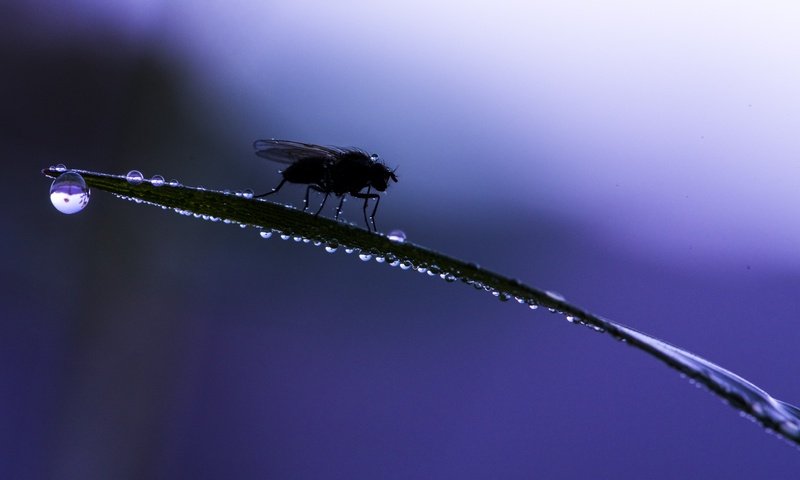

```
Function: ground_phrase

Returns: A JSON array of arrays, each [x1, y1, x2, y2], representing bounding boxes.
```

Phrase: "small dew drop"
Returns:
[[280, 234, 290, 240], [370, 153, 379, 161], [259, 231, 273, 239], [325, 245, 338, 253], [389, 260, 400, 267], [399, 263, 411, 270], [375, 256, 385, 263], [53, 164, 67, 172], [242, 189, 254, 199], [223, 189, 232, 195], [293, 236, 302, 242], [168, 179, 180, 187], [387, 230, 407, 243], [359, 254, 372, 261], [150, 175, 165, 187], [528, 304, 539, 310], [239, 224, 247, 228], [126, 170, 144, 185], [49, 171, 91, 214], [416, 267, 427, 273], [345, 248, 355, 254]]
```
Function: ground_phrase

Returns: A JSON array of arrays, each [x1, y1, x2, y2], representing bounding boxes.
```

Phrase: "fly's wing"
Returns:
[[253, 139, 344, 164]]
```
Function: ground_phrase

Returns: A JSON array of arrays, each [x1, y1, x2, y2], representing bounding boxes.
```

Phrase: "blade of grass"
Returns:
[[42, 166, 800, 447]]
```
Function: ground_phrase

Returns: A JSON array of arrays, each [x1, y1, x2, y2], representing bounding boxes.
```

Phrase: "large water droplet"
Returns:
[[359, 253, 372, 261], [259, 231, 273, 239], [50, 171, 90, 214], [387, 229, 407, 243], [150, 175, 165, 187], [126, 170, 144, 185]]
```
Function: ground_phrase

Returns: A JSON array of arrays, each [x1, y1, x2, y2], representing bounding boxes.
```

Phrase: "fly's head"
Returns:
[[369, 163, 398, 192]]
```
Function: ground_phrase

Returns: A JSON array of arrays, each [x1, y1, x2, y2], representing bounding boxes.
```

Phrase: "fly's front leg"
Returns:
[[351, 188, 380, 232]]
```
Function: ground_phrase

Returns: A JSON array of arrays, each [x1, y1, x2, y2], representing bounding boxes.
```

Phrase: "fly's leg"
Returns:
[[351, 189, 380, 232], [254, 178, 286, 198], [314, 190, 329, 216], [334, 196, 346, 220]]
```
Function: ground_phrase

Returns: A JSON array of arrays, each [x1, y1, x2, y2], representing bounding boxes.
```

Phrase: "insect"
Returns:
[[253, 139, 398, 232]]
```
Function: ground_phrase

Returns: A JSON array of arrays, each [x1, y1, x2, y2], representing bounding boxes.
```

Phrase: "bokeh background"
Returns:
[[4, 1, 800, 478]]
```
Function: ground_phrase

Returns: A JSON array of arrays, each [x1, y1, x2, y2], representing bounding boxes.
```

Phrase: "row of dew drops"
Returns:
[[49, 167, 590, 325]]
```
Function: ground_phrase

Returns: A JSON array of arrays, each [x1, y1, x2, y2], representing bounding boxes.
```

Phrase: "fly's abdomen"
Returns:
[[282, 158, 329, 186]]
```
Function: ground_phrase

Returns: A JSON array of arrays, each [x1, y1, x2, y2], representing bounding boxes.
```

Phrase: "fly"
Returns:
[[253, 139, 398, 232]]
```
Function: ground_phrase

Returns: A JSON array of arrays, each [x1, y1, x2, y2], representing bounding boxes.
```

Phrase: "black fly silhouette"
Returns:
[[253, 139, 398, 232]]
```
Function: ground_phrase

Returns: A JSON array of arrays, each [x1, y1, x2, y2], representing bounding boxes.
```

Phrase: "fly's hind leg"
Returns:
[[254, 178, 286, 198]]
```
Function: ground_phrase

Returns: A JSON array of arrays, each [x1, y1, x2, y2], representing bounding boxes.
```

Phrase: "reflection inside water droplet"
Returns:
[[126, 170, 144, 185], [387, 229, 406, 243], [49, 171, 90, 214]]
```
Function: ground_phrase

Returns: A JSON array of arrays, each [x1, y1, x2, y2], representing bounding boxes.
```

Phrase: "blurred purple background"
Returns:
[[3, 1, 800, 478]]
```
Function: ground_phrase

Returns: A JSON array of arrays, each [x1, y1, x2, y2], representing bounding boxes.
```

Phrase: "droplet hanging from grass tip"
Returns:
[[49, 171, 90, 214]]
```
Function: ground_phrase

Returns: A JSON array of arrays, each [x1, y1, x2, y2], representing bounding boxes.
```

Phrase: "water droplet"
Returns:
[[359, 254, 372, 261], [528, 304, 539, 310], [53, 164, 67, 172], [223, 189, 232, 195], [565, 316, 574, 322], [49, 171, 90, 214], [416, 267, 427, 273], [370, 153, 379, 161], [259, 231, 272, 239], [399, 263, 411, 270], [387, 230, 407, 243], [168, 179, 181, 187], [375, 256, 385, 263], [345, 248, 355, 254], [389, 260, 400, 267], [280, 234, 290, 240], [325, 245, 338, 253], [293, 236, 302, 242], [150, 175, 165, 187], [243, 189, 254, 199], [126, 170, 144, 185]]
